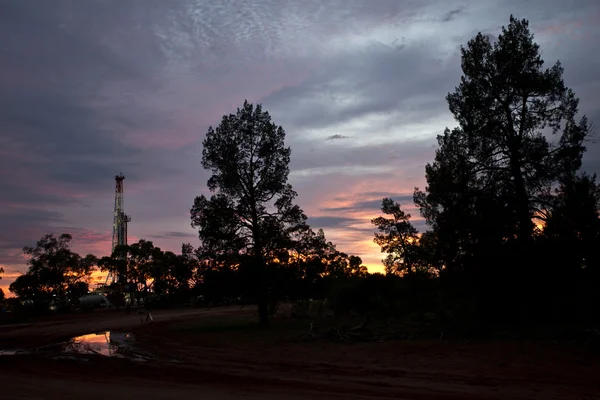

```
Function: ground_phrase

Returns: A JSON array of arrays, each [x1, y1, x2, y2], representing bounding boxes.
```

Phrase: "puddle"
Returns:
[[0, 331, 148, 360], [64, 331, 135, 357]]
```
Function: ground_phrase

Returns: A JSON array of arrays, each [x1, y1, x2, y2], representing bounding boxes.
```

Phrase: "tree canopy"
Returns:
[[9, 234, 96, 304]]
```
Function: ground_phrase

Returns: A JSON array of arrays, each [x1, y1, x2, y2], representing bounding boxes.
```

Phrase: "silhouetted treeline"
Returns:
[[7, 230, 368, 312]]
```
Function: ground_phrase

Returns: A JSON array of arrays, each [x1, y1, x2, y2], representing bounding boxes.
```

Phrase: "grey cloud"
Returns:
[[290, 138, 436, 177], [0, 1, 154, 93], [0, 208, 66, 264], [152, 231, 197, 240], [262, 40, 461, 132], [0, 209, 65, 227], [353, 192, 419, 201], [326, 135, 351, 140], [0, 1, 193, 200], [307, 216, 363, 230], [0, 182, 83, 208], [143, 0, 435, 66], [441, 7, 466, 22], [321, 196, 415, 214]]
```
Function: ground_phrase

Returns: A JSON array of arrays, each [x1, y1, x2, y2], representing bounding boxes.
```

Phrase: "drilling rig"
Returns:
[[105, 173, 131, 285]]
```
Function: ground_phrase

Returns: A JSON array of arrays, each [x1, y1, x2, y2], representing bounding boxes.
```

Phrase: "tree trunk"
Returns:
[[508, 144, 533, 241], [254, 253, 269, 327], [252, 218, 269, 327]]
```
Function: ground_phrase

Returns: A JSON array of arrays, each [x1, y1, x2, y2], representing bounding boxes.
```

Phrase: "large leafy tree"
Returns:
[[431, 15, 589, 242], [412, 16, 594, 322], [191, 100, 307, 326], [147, 245, 197, 297], [9, 233, 96, 302], [415, 15, 591, 268], [122, 240, 157, 302], [99, 240, 160, 304]]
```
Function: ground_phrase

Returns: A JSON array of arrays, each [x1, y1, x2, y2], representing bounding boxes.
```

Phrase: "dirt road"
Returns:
[[1, 309, 599, 399], [0, 306, 246, 348]]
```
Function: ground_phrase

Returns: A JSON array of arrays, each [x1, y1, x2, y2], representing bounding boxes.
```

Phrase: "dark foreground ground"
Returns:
[[1, 307, 599, 399]]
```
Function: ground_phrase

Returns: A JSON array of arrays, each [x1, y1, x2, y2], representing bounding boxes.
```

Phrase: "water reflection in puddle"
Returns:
[[0, 331, 143, 359], [65, 331, 135, 357]]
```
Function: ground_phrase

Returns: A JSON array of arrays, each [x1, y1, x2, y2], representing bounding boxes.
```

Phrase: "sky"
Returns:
[[1, 0, 600, 293]]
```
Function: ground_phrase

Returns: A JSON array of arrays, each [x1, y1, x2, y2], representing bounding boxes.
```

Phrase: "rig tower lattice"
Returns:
[[106, 173, 131, 285]]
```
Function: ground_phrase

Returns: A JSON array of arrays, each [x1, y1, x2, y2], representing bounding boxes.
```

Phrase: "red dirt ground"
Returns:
[[1, 308, 599, 399]]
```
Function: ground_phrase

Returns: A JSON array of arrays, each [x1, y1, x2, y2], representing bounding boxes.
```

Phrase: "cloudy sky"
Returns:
[[1, 0, 599, 293]]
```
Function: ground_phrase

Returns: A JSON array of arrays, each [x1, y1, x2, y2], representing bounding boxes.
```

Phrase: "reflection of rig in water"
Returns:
[[104, 173, 131, 286]]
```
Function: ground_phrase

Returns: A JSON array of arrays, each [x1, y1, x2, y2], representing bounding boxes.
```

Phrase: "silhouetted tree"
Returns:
[[414, 128, 514, 276], [9, 274, 41, 300], [442, 15, 590, 243], [170, 243, 199, 296], [125, 240, 158, 302], [348, 255, 369, 278], [372, 198, 425, 276], [8, 234, 96, 306], [191, 100, 307, 326], [413, 15, 594, 322]]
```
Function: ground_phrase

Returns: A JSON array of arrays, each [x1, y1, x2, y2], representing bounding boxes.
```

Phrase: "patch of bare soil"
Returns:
[[129, 315, 600, 399], [2, 310, 600, 399]]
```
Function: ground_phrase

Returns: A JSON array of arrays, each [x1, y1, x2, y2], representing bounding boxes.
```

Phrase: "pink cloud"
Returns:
[[536, 13, 600, 41], [118, 58, 317, 151]]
